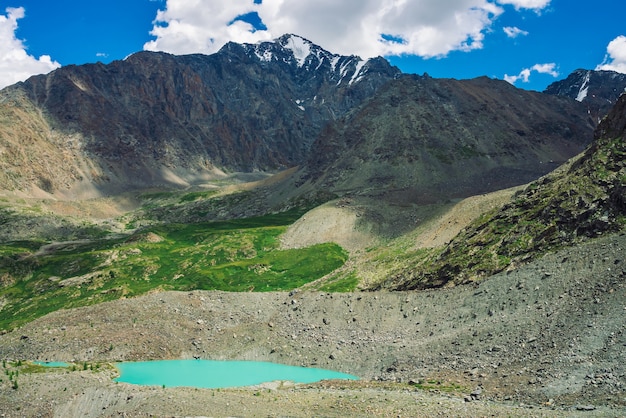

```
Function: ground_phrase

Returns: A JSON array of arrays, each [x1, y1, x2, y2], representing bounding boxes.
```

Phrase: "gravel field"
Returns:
[[1, 232, 625, 417]]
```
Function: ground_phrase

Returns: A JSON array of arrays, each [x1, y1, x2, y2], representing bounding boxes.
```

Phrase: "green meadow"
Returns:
[[0, 209, 349, 331]]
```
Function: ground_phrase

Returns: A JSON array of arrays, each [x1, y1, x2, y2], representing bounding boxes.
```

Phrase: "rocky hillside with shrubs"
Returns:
[[384, 92, 626, 290]]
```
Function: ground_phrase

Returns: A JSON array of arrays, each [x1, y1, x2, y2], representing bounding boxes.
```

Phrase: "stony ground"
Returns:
[[1, 232, 625, 417]]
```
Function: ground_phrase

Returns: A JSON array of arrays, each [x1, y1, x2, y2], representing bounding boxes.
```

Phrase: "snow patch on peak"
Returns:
[[282, 35, 312, 67], [255, 48, 273, 62], [336, 60, 353, 85], [576, 86, 589, 102], [294, 99, 305, 111], [350, 59, 366, 85], [576, 71, 591, 102]]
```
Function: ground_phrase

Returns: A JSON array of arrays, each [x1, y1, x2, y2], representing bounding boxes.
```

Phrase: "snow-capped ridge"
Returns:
[[279, 34, 312, 67], [350, 59, 367, 85], [240, 34, 377, 85]]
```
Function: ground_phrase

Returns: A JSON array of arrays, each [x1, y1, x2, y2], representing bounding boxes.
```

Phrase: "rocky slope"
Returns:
[[0, 87, 117, 198], [544, 69, 626, 122], [0, 34, 399, 195], [294, 74, 595, 204], [384, 91, 626, 290]]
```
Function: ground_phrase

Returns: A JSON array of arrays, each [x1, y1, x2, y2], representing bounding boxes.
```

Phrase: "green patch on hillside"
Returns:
[[0, 206, 112, 243], [0, 209, 348, 331], [316, 272, 360, 292], [179, 190, 219, 203], [409, 379, 467, 394]]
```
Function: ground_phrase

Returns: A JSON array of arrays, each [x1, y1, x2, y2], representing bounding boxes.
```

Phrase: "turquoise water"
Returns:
[[34, 361, 70, 367], [114, 359, 358, 388]]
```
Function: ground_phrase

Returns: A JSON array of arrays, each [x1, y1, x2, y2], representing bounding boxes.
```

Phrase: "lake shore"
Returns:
[[1, 233, 625, 416]]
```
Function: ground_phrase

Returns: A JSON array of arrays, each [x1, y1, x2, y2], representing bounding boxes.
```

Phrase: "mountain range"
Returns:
[[0, 33, 624, 281], [0, 34, 614, 204]]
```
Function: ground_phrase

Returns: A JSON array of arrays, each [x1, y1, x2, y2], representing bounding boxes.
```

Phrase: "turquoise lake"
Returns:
[[114, 359, 358, 388], [34, 361, 70, 367]]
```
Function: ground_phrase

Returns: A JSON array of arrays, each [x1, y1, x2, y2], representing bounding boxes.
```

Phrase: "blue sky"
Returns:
[[1, 0, 625, 91]]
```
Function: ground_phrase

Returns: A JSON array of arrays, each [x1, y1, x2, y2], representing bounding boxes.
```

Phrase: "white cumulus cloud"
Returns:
[[596, 35, 626, 74], [497, 0, 551, 10], [504, 63, 558, 85], [144, 0, 551, 59], [0, 7, 60, 89], [503, 26, 528, 38]]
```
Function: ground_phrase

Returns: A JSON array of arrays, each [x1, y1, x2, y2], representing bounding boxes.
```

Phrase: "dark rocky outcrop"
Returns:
[[544, 69, 626, 122]]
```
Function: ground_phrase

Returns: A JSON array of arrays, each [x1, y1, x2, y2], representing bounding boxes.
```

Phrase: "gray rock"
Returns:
[[575, 404, 597, 411]]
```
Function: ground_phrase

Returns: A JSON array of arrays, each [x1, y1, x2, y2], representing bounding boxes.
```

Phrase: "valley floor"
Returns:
[[1, 233, 625, 417]]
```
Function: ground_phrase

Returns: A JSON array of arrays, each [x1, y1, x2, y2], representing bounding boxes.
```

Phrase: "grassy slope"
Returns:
[[0, 207, 348, 331], [295, 188, 519, 292]]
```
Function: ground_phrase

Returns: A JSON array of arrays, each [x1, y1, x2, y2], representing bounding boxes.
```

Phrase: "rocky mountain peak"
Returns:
[[296, 74, 595, 207], [232, 33, 397, 86], [0, 34, 401, 195], [544, 69, 626, 122], [275, 33, 327, 66]]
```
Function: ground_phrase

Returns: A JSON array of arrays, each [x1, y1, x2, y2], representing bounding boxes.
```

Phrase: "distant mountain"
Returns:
[[0, 34, 399, 194], [384, 89, 626, 290], [0, 35, 606, 200], [544, 69, 626, 122], [293, 74, 595, 204]]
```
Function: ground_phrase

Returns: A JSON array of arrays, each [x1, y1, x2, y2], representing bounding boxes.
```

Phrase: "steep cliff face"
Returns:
[[0, 34, 399, 194], [544, 69, 626, 122], [297, 74, 595, 203], [0, 89, 93, 195]]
